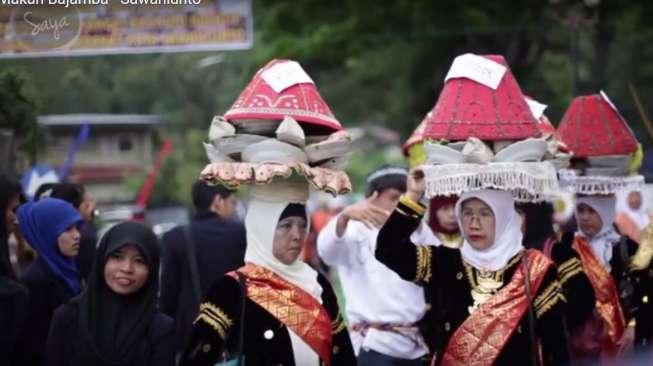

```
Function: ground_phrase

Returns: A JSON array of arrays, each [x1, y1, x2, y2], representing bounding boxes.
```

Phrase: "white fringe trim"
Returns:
[[422, 162, 559, 202], [559, 174, 645, 195]]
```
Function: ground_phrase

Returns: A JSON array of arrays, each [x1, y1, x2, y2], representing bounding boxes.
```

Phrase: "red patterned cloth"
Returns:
[[572, 236, 627, 357], [228, 263, 333, 366], [424, 54, 540, 141], [224, 59, 342, 133], [556, 94, 638, 158]]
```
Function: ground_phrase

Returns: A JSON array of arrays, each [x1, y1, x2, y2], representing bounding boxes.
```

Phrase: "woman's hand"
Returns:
[[406, 168, 425, 202]]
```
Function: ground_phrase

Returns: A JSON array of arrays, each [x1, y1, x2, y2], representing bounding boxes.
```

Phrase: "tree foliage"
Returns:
[[0, 69, 42, 164], [1, 0, 653, 205]]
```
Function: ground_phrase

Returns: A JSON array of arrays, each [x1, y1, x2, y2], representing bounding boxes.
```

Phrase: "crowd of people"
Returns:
[[2, 54, 653, 366]]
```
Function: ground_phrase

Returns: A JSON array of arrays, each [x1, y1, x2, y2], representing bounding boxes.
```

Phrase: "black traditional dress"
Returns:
[[375, 198, 570, 366], [180, 264, 356, 366]]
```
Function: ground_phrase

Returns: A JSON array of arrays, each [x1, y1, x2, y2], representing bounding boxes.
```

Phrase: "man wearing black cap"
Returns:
[[160, 180, 246, 359], [317, 165, 429, 366]]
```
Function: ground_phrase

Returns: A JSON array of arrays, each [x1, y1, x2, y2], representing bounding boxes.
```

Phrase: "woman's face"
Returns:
[[576, 203, 603, 238], [57, 225, 81, 258], [104, 244, 149, 295], [4, 193, 20, 234], [460, 198, 496, 250], [436, 204, 458, 232], [272, 216, 307, 265], [78, 193, 96, 221]]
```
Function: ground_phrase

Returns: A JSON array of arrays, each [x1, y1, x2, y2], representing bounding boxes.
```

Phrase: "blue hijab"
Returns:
[[18, 198, 83, 294]]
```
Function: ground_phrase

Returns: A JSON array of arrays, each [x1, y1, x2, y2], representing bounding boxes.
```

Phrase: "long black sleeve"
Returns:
[[552, 232, 596, 333], [376, 197, 435, 285], [180, 276, 240, 366], [317, 275, 357, 366], [148, 314, 176, 366], [534, 267, 572, 366], [44, 305, 75, 366]]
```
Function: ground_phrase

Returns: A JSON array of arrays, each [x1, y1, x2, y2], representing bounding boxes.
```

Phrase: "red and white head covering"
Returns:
[[201, 59, 352, 196], [224, 59, 342, 134], [556, 91, 644, 195], [420, 54, 559, 202]]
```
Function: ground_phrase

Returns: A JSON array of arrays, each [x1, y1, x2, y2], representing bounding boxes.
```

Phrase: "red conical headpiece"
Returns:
[[424, 54, 540, 141], [556, 93, 637, 158], [224, 59, 342, 133]]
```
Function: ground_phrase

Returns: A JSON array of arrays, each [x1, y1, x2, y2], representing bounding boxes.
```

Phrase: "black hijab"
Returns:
[[0, 174, 25, 280], [71, 221, 160, 366]]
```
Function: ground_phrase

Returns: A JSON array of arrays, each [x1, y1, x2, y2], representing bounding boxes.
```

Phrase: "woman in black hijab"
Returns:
[[45, 221, 174, 366], [0, 174, 29, 365]]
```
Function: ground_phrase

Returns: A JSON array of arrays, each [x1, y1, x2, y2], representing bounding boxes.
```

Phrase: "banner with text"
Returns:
[[0, 0, 252, 58]]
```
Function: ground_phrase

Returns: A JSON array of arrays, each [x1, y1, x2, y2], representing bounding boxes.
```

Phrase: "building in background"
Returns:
[[37, 114, 160, 204]]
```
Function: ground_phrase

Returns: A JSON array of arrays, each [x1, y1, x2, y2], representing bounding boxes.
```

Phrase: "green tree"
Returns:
[[3, 0, 653, 204], [0, 69, 42, 166]]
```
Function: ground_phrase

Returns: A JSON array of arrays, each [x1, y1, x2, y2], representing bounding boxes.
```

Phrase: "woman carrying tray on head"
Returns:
[[556, 92, 653, 357], [376, 53, 571, 366], [516, 96, 597, 360], [181, 59, 356, 366]]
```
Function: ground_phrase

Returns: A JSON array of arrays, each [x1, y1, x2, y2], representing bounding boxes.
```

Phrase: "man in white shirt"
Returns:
[[317, 165, 428, 366]]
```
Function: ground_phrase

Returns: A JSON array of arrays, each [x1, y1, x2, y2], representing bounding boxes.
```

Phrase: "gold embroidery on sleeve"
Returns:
[[400, 195, 426, 216], [534, 281, 565, 318], [194, 302, 233, 340], [557, 258, 584, 286], [415, 246, 433, 284]]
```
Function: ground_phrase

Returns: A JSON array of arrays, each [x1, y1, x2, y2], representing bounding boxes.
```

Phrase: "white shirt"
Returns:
[[317, 215, 428, 359], [411, 223, 441, 247], [288, 329, 319, 366]]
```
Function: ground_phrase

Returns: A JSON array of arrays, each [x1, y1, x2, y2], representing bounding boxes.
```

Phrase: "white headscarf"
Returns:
[[616, 190, 650, 230], [244, 181, 323, 300], [575, 195, 621, 270], [455, 189, 524, 272]]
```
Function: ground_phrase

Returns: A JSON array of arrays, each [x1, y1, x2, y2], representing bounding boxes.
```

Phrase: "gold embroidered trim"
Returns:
[[534, 280, 564, 318], [559, 266, 583, 286], [558, 259, 584, 286], [415, 246, 433, 284], [423, 246, 433, 284], [331, 312, 347, 334], [396, 207, 418, 219], [558, 257, 580, 274], [200, 302, 234, 328], [196, 313, 228, 339], [463, 260, 477, 288], [534, 281, 559, 307], [535, 291, 566, 318], [494, 252, 524, 280], [195, 302, 233, 340], [462, 250, 524, 285], [399, 195, 426, 216]]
